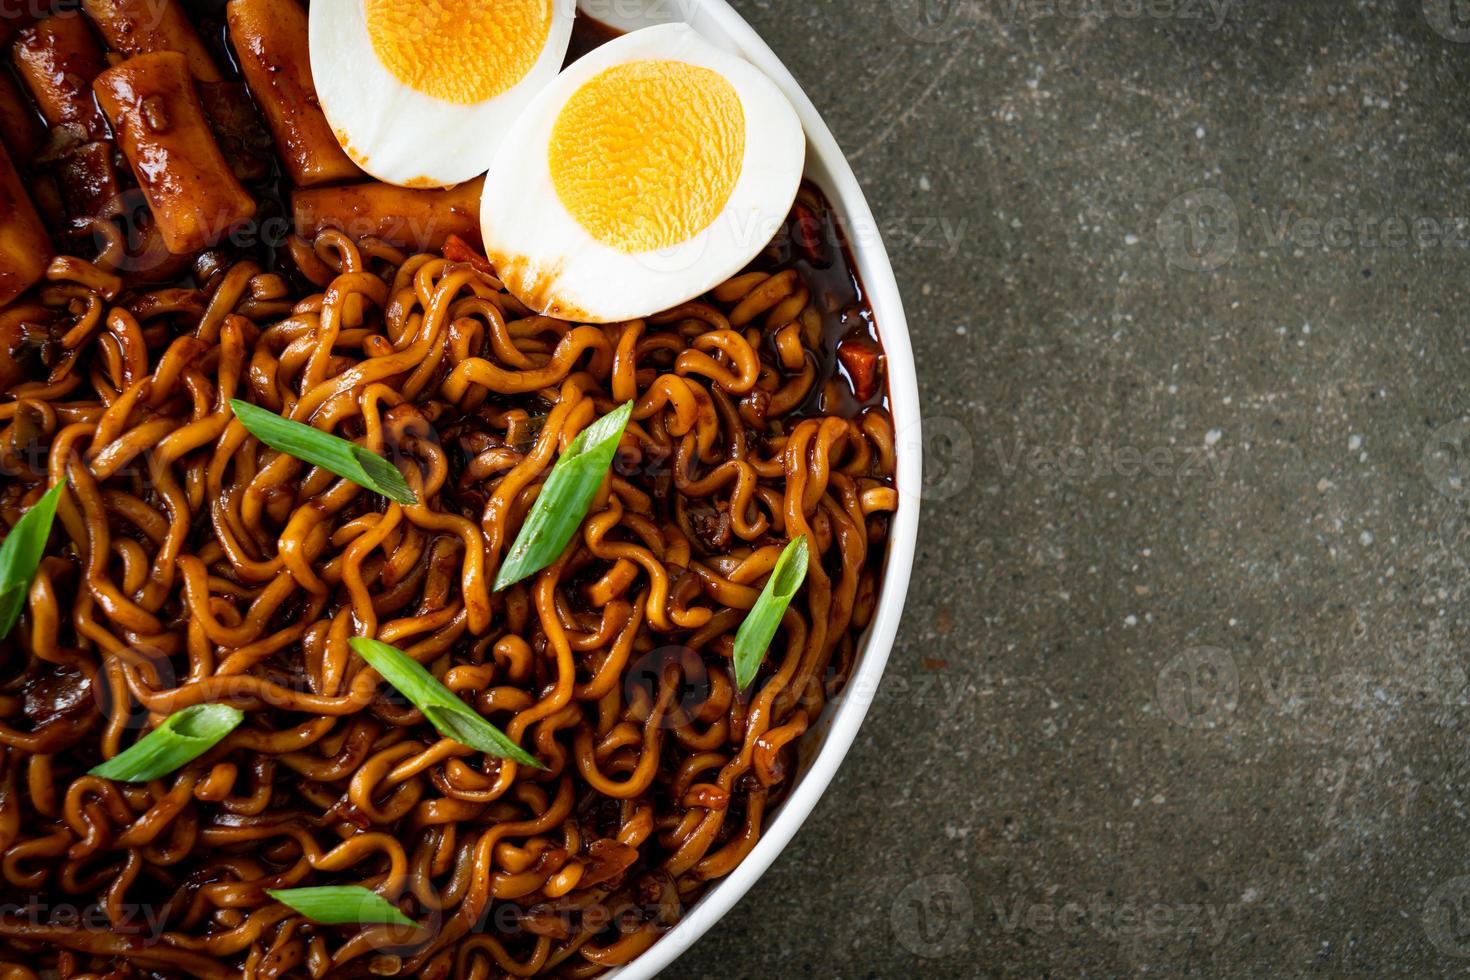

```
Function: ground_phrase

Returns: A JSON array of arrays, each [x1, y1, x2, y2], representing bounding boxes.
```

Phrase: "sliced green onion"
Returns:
[[733, 536, 811, 690], [266, 886, 417, 928], [89, 704, 243, 782], [349, 637, 543, 768], [229, 399, 415, 506], [0, 481, 64, 640], [493, 401, 633, 591]]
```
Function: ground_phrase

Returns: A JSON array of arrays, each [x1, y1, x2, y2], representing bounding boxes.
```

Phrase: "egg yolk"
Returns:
[[365, 0, 550, 104], [549, 60, 745, 254]]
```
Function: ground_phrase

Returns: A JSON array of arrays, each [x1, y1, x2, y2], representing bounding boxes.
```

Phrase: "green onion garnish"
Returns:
[[266, 886, 417, 928], [493, 401, 633, 591], [348, 637, 542, 768], [733, 536, 810, 690], [0, 481, 64, 640], [88, 703, 244, 782], [228, 399, 416, 506]]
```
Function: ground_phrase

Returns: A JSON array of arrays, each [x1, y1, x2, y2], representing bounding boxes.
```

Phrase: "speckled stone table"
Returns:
[[681, 0, 1470, 975]]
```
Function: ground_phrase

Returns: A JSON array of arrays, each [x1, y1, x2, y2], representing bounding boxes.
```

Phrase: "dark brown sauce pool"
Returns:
[[567, 13, 626, 64], [767, 186, 888, 420]]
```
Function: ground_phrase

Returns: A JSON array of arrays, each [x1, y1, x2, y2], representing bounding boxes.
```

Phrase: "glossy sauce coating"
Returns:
[[85, 0, 272, 183], [82, 0, 226, 82], [0, 141, 54, 305], [10, 11, 111, 141], [225, 0, 361, 187], [291, 176, 485, 252], [92, 50, 256, 253], [0, 68, 43, 164], [53, 139, 125, 222]]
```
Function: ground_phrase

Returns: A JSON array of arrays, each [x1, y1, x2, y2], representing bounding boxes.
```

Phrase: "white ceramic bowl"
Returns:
[[570, 1, 923, 976]]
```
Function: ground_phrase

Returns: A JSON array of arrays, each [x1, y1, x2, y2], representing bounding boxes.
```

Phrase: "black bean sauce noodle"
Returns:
[[0, 9, 895, 980]]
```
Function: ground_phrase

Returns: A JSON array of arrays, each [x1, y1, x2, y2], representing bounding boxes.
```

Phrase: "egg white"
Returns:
[[310, 0, 575, 189], [480, 23, 806, 324]]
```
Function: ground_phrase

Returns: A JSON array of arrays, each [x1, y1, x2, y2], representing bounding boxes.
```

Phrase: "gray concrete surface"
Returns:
[[680, 0, 1470, 975]]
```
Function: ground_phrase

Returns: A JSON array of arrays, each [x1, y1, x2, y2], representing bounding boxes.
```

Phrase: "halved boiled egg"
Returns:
[[310, 0, 574, 188], [480, 23, 806, 323]]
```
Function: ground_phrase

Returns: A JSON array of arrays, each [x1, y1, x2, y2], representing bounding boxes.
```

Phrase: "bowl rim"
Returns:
[[576, 2, 923, 976]]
